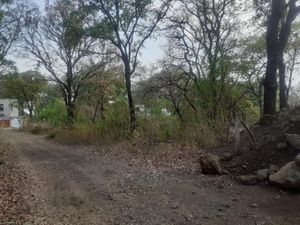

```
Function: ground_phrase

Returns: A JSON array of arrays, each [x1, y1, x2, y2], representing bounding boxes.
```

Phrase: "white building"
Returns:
[[0, 99, 22, 129]]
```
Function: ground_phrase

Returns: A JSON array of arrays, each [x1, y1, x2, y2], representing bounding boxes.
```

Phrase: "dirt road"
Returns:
[[1, 130, 299, 225]]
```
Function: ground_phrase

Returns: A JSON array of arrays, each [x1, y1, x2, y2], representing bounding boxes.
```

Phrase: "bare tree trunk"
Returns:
[[66, 103, 75, 121], [210, 76, 218, 120], [234, 115, 240, 155], [183, 92, 198, 122], [92, 100, 100, 123], [258, 81, 264, 117], [63, 90, 75, 122], [171, 98, 184, 123], [92, 96, 105, 122], [277, 0, 299, 109], [124, 65, 136, 132], [286, 47, 297, 104], [241, 120, 256, 143], [278, 55, 288, 109], [263, 0, 283, 115], [100, 100, 105, 120], [263, 63, 278, 115], [28, 107, 33, 119], [286, 71, 293, 105]]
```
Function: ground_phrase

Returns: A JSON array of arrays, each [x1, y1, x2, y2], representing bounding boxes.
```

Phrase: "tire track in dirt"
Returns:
[[1, 130, 299, 225]]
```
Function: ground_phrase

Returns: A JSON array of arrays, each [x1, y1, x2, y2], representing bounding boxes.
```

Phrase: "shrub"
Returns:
[[53, 102, 131, 145], [36, 98, 68, 126]]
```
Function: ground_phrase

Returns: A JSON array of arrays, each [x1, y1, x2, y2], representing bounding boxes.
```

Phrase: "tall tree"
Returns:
[[87, 0, 172, 132], [22, 0, 110, 121], [255, 0, 300, 114], [164, 0, 238, 119], [0, 0, 33, 68], [277, 0, 300, 109]]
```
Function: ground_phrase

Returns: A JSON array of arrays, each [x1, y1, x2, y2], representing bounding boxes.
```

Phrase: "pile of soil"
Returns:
[[219, 107, 300, 176]]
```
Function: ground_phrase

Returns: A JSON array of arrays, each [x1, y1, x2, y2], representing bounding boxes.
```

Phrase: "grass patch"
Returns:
[[24, 113, 231, 149]]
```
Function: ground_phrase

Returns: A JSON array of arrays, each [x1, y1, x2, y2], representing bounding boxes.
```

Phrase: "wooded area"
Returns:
[[1, 1, 300, 225], [0, 0, 300, 144]]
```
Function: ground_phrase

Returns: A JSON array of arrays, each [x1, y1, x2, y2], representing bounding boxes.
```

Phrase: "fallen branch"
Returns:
[[241, 120, 256, 143]]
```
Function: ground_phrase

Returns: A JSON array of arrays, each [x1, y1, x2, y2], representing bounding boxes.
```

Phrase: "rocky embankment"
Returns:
[[197, 107, 300, 191]]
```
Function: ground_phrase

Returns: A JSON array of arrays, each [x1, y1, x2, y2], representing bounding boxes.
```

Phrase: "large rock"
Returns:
[[286, 134, 300, 150], [198, 153, 223, 175], [269, 154, 300, 191]]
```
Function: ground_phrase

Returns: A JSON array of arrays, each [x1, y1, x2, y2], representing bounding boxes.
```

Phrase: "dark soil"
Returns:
[[217, 107, 300, 175]]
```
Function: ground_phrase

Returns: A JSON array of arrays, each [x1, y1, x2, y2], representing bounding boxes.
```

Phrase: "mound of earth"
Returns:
[[217, 107, 300, 176]]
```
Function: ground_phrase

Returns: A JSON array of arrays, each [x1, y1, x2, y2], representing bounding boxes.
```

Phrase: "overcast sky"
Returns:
[[9, 0, 165, 72], [9, 0, 299, 86]]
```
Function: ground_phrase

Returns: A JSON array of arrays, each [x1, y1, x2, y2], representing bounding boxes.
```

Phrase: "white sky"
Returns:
[[8, 0, 166, 72]]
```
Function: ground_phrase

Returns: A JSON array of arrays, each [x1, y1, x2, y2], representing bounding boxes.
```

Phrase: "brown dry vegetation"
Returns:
[[0, 140, 32, 224]]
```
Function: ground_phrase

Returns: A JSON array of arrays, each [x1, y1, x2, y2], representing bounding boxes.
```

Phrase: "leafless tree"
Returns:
[[0, 0, 34, 68], [165, 0, 238, 119], [237, 36, 267, 116], [22, 0, 112, 120], [77, 66, 122, 122], [142, 69, 188, 122]]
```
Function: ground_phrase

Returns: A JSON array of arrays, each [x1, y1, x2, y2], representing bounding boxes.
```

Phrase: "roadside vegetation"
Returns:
[[0, 0, 300, 149]]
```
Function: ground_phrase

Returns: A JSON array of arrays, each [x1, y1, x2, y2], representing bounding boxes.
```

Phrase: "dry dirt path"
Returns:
[[1, 130, 299, 225]]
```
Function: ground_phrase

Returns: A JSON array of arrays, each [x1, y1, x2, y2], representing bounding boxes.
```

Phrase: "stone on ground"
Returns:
[[198, 153, 223, 175], [269, 154, 300, 191], [256, 169, 269, 181], [286, 134, 300, 151], [277, 143, 287, 151], [239, 175, 258, 185]]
